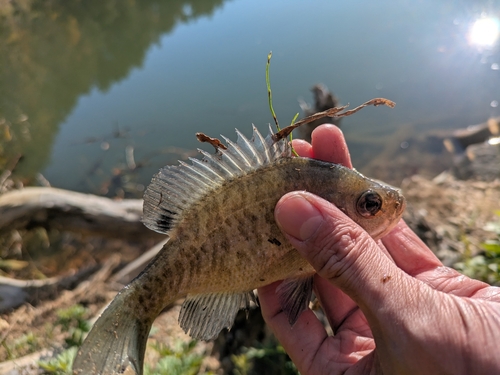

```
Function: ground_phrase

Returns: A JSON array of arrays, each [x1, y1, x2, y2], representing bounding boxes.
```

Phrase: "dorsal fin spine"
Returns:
[[198, 149, 235, 177], [189, 158, 225, 181], [178, 161, 216, 188], [221, 135, 251, 170], [251, 125, 272, 163], [235, 129, 263, 166], [221, 151, 245, 173]]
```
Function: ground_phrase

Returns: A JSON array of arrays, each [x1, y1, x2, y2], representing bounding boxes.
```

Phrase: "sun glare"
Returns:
[[469, 17, 500, 47]]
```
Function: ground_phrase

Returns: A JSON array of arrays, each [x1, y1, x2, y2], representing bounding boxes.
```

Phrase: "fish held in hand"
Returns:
[[72, 125, 405, 374]]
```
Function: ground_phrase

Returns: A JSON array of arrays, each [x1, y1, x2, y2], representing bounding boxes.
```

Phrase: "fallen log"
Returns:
[[0, 187, 163, 241], [439, 116, 500, 153], [0, 265, 99, 312]]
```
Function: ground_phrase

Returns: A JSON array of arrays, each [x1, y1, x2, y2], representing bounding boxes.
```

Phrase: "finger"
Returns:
[[319, 240, 397, 325], [313, 275, 362, 334], [381, 220, 442, 274], [291, 139, 313, 157], [274, 191, 419, 319], [311, 125, 352, 168], [259, 282, 374, 375], [258, 282, 329, 366], [381, 221, 496, 297]]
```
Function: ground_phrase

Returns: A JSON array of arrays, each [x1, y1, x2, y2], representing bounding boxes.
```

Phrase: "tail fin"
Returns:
[[72, 288, 151, 375]]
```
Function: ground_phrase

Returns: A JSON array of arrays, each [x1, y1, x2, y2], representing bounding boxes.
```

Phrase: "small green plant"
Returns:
[[36, 305, 90, 373], [38, 347, 77, 375], [455, 211, 500, 285], [2, 332, 41, 359], [232, 341, 298, 375], [55, 304, 90, 347], [144, 339, 214, 375], [265, 52, 299, 156]]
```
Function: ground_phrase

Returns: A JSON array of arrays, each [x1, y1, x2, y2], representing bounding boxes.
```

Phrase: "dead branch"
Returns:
[[0, 187, 163, 241], [0, 266, 100, 313], [272, 97, 395, 142]]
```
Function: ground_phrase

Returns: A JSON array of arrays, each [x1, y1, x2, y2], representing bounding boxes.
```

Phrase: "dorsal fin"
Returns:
[[142, 126, 291, 235]]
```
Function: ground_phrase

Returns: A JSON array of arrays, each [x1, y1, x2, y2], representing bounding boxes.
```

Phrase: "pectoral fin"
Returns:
[[276, 276, 314, 325], [179, 291, 257, 341]]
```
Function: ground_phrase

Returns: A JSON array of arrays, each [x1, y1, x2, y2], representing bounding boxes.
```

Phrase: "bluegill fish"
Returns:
[[72, 125, 405, 375]]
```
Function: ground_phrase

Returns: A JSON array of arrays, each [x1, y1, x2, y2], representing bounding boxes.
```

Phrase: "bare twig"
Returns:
[[272, 98, 395, 142], [196, 132, 227, 151]]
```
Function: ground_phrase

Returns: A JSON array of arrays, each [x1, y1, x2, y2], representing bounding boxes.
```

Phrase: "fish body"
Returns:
[[73, 126, 405, 374]]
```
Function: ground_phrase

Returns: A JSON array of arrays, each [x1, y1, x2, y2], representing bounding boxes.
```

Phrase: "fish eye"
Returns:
[[357, 190, 382, 217]]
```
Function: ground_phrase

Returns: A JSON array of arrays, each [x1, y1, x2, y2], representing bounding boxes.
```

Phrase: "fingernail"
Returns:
[[275, 193, 324, 241]]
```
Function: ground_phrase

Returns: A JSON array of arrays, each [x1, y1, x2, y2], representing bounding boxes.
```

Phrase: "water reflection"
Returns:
[[0, 0, 228, 186], [1, 0, 499, 194]]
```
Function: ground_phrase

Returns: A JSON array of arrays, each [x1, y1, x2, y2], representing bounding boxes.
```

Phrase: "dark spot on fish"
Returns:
[[260, 278, 265, 282], [237, 219, 248, 240], [189, 257, 197, 272], [138, 295, 144, 305], [156, 210, 177, 232], [267, 238, 281, 246], [299, 268, 303, 271], [220, 238, 229, 250]]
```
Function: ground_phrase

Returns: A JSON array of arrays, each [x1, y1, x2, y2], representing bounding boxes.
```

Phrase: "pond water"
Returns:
[[1, 0, 499, 196]]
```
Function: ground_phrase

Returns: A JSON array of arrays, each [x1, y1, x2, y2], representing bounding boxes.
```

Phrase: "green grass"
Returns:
[[38, 347, 77, 375], [36, 305, 90, 374], [144, 339, 214, 375], [232, 341, 299, 375], [455, 211, 500, 285]]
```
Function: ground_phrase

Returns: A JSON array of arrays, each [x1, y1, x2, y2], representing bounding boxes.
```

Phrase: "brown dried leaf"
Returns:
[[196, 133, 228, 151]]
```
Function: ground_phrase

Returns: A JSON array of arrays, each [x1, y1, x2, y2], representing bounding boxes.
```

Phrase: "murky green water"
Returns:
[[1, 0, 499, 196]]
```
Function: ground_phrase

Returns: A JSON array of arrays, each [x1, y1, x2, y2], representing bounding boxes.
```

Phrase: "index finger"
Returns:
[[311, 125, 353, 168]]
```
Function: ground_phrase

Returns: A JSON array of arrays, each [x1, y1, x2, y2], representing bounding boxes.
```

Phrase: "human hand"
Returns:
[[258, 124, 500, 375]]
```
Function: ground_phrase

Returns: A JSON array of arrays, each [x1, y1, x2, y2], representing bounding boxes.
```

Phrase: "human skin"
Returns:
[[258, 124, 500, 375]]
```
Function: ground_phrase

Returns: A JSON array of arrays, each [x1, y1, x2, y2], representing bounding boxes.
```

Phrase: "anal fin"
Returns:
[[179, 291, 257, 341], [276, 276, 314, 325]]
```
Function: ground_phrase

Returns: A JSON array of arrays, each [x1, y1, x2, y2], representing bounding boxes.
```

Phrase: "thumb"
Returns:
[[274, 191, 409, 311]]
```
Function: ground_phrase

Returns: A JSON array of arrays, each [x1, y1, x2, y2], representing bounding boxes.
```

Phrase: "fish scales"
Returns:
[[73, 126, 405, 375]]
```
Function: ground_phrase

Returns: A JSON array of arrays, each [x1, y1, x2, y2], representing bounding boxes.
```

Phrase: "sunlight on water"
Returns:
[[469, 17, 500, 47]]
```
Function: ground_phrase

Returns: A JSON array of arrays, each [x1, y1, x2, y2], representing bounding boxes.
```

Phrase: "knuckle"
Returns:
[[307, 220, 371, 282]]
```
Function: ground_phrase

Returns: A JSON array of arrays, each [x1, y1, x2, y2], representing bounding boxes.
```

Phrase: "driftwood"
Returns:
[[0, 187, 163, 241], [438, 116, 500, 153], [453, 140, 500, 181], [0, 266, 99, 313], [298, 84, 342, 142], [0, 186, 171, 313], [0, 348, 53, 374], [0, 256, 121, 373]]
